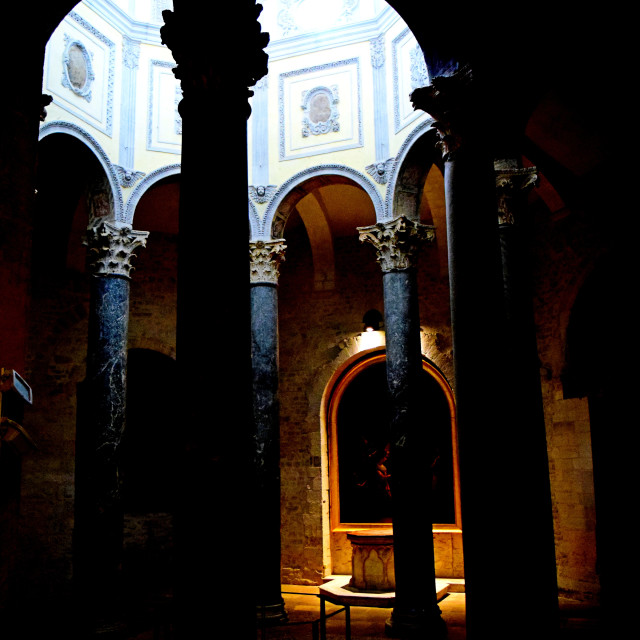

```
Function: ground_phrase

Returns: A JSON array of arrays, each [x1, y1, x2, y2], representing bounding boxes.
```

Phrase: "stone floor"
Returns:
[[127, 580, 602, 640], [252, 582, 601, 640]]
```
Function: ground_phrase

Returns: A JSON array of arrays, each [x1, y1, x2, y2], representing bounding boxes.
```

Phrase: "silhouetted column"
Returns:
[[160, 3, 269, 638], [412, 68, 558, 639], [74, 221, 147, 632], [359, 216, 446, 639], [495, 160, 559, 630], [249, 239, 287, 625]]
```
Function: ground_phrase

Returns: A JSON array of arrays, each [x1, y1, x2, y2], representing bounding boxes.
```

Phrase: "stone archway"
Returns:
[[324, 350, 462, 577]]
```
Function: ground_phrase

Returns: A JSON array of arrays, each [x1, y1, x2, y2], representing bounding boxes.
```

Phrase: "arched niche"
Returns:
[[324, 349, 462, 575]]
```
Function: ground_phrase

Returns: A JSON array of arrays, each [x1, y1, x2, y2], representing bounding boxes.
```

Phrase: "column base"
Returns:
[[256, 599, 288, 626], [385, 608, 447, 639]]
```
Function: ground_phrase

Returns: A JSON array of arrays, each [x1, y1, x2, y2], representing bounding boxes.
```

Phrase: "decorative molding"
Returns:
[[341, 0, 360, 21], [365, 158, 394, 185], [114, 165, 146, 188], [175, 84, 183, 135], [384, 117, 435, 218], [61, 35, 95, 101], [392, 28, 428, 134], [126, 163, 181, 224], [249, 240, 287, 284], [370, 33, 385, 69], [84, 221, 148, 279], [264, 164, 384, 239], [147, 59, 181, 154], [67, 11, 115, 136], [249, 199, 262, 240], [39, 120, 124, 221], [301, 85, 340, 137], [249, 185, 278, 205], [277, 0, 300, 37], [279, 58, 362, 161], [152, 0, 173, 24], [409, 43, 429, 91], [122, 36, 140, 70], [495, 165, 539, 226], [358, 216, 435, 272], [266, 3, 397, 62]]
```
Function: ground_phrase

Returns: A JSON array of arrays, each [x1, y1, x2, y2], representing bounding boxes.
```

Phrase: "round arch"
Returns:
[[39, 120, 124, 222], [385, 118, 440, 221], [262, 164, 384, 241], [126, 163, 181, 226], [321, 347, 461, 574]]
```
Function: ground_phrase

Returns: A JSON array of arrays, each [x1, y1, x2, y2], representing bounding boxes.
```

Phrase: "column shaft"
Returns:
[[497, 165, 559, 629], [74, 220, 147, 633], [74, 274, 130, 626], [359, 218, 445, 638], [161, 4, 269, 636], [383, 270, 441, 625], [251, 283, 286, 622]]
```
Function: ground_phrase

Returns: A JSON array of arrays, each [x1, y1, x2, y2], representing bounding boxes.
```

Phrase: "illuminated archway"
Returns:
[[325, 349, 462, 574]]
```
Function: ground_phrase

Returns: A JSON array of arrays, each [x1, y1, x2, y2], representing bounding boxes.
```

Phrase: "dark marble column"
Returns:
[[249, 240, 287, 625], [160, 4, 269, 638], [411, 69, 558, 638], [495, 160, 559, 630], [359, 217, 446, 639], [74, 221, 147, 633]]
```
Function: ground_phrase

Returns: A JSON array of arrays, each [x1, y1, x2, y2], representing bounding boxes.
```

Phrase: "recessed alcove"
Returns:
[[325, 351, 463, 577]]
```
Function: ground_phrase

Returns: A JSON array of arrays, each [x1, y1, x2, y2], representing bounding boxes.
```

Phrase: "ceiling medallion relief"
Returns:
[[301, 85, 340, 137], [61, 35, 95, 102]]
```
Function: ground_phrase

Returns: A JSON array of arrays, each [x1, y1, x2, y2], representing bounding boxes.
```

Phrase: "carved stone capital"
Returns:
[[495, 165, 539, 225], [249, 240, 286, 284], [84, 221, 149, 279], [410, 65, 473, 160], [358, 216, 435, 272], [160, 4, 269, 118]]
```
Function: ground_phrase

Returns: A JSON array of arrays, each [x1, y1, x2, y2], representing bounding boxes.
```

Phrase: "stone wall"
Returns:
[[14, 228, 178, 608], [278, 226, 454, 583]]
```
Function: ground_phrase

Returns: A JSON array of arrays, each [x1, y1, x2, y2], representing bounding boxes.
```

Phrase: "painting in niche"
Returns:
[[337, 361, 455, 525]]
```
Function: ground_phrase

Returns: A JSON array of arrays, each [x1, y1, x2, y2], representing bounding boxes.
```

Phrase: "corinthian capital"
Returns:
[[85, 221, 149, 279], [495, 165, 539, 225], [249, 240, 286, 284], [161, 4, 269, 117], [358, 217, 435, 272], [410, 65, 473, 160]]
